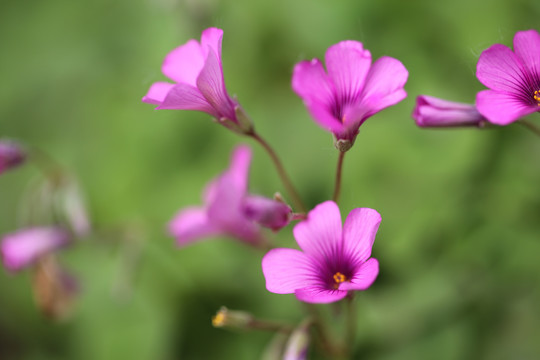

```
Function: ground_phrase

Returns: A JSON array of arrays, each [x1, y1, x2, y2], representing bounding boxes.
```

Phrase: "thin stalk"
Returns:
[[332, 151, 346, 204], [304, 303, 345, 358], [345, 294, 357, 356], [519, 119, 540, 137], [248, 131, 307, 213]]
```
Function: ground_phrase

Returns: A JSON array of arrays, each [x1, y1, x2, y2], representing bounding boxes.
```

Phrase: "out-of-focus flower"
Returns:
[[262, 201, 380, 304], [292, 41, 408, 151], [32, 255, 78, 320], [476, 29, 540, 125], [169, 145, 291, 247], [0, 140, 26, 174], [142, 27, 253, 134], [412, 95, 487, 127], [242, 195, 292, 231], [1, 227, 71, 272]]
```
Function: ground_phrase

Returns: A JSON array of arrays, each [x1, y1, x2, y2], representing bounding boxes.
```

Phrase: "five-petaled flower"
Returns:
[[292, 41, 408, 151], [262, 201, 380, 303], [476, 29, 540, 125], [412, 95, 486, 128], [142, 28, 253, 134], [169, 145, 292, 247]]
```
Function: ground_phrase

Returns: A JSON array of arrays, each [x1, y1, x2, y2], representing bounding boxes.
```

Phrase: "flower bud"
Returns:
[[0, 140, 26, 174], [242, 195, 292, 231], [212, 306, 254, 330], [283, 319, 311, 360], [1, 227, 71, 272], [413, 95, 486, 127]]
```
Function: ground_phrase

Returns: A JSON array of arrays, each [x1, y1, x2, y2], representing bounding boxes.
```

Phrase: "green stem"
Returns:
[[332, 151, 346, 204], [519, 119, 540, 137], [345, 294, 357, 356], [248, 131, 307, 213]]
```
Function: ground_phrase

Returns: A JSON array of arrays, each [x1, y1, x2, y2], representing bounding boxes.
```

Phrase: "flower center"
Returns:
[[332, 272, 347, 289], [534, 90, 540, 106]]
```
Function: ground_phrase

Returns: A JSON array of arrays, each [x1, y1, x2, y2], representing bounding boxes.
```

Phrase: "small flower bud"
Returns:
[[212, 306, 254, 330], [413, 95, 487, 127], [243, 195, 292, 231], [1, 227, 71, 272], [283, 319, 311, 360], [0, 140, 26, 174]]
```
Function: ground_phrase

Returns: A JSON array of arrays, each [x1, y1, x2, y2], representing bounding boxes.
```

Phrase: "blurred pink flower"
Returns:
[[142, 28, 252, 133], [1, 227, 71, 272], [292, 41, 408, 150], [476, 29, 540, 125], [413, 95, 486, 127], [262, 201, 380, 304], [169, 145, 291, 247], [0, 140, 25, 174]]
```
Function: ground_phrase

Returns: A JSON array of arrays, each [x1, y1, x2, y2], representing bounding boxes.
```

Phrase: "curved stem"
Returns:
[[519, 119, 540, 137], [332, 151, 346, 204], [248, 131, 307, 213]]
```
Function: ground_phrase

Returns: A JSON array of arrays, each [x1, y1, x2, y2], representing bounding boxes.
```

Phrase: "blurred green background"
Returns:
[[1, 0, 540, 359]]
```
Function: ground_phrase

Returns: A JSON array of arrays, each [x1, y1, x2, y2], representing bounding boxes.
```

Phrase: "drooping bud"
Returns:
[[283, 319, 311, 360], [0, 227, 71, 272], [413, 95, 487, 127], [0, 139, 26, 174], [242, 195, 292, 231], [54, 177, 91, 237]]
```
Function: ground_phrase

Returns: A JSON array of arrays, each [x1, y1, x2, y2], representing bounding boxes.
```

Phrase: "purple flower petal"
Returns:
[[476, 89, 537, 125], [262, 248, 319, 294], [413, 95, 485, 127], [196, 48, 236, 120], [356, 56, 408, 120], [338, 258, 379, 291], [476, 44, 528, 94], [292, 59, 336, 114], [157, 83, 218, 116], [294, 286, 348, 304], [342, 207, 381, 263], [293, 201, 343, 260], [325, 41, 371, 104], [1, 227, 71, 272], [513, 30, 540, 81], [162, 39, 205, 86], [169, 207, 221, 246], [200, 27, 224, 60], [141, 82, 175, 105]]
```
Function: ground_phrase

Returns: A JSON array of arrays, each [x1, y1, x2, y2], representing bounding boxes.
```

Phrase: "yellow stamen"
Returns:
[[534, 90, 540, 106], [333, 272, 347, 288], [212, 311, 226, 327]]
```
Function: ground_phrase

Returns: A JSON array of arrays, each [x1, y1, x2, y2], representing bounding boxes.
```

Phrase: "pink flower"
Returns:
[[1, 227, 71, 272], [0, 140, 25, 174], [169, 145, 291, 246], [142, 28, 253, 134], [476, 29, 540, 125], [262, 201, 380, 304], [292, 41, 408, 150], [413, 95, 486, 127]]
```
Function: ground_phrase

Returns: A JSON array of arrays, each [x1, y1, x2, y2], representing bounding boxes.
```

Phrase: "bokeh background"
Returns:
[[1, 0, 540, 359]]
